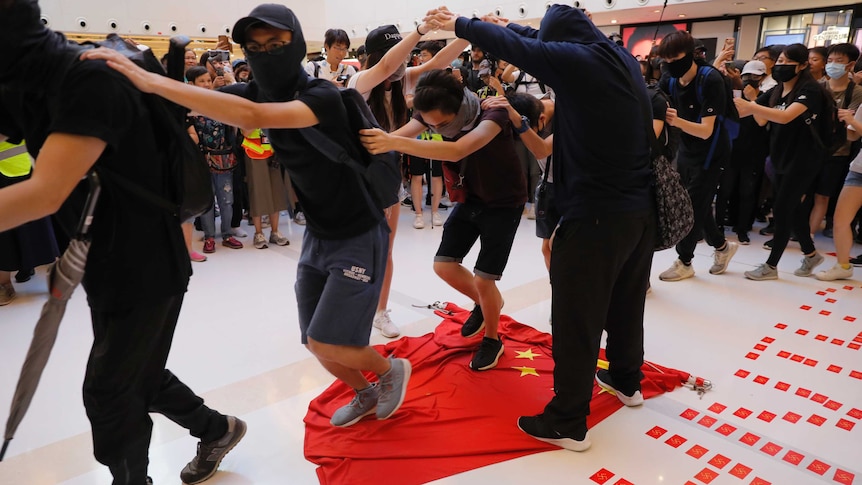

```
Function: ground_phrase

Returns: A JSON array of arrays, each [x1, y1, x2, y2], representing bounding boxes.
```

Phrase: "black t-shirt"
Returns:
[[647, 84, 673, 159], [756, 82, 824, 174], [223, 79, 379, 239], [661, 67, 730, 166], [0, 59, 190, 311]]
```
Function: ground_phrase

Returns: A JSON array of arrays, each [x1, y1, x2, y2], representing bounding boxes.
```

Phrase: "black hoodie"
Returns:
[[454, 5, 652, 220]]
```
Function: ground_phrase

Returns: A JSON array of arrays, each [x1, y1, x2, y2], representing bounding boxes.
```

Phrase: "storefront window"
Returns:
[[760, 8, 853, 48]]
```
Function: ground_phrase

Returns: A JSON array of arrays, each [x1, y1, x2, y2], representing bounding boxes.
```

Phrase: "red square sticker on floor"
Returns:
[[807, 414, 827, 426], [739, 432, 760, 446], [754, 343, 768, 351], [817, 291, 827, 295], [760, 442, 782, 456], [775, 323, 788, 329], [729, 463, 752, 479], [825, 298, 837, 304], [708, 403, 727, 414], [735, 369, 751, 378], [758, 411, 777, 422], [777, 350, 791, 359], [686, 444, 709, 459], [612, 479, 633, 485], [843, 285, 855, 290], [790, 354, 805, 362], [815, 334, 829, 341], [848, 408, 862, 419], [800, 306, 812, 311], [783, 412, 802, 423], [681, 408, 700, 420], [753, 376, 769, 385], [819, 310, 832, 316], [846, 316, 858, 322], [646, 426, 668, 439], [811, 393, 828, 403], [734, 408, 753, 419], [774, 382, 791, 391], [850, 370, 862, 380], [698, 416, 718, 428], [745, 352, 760, 360], [750, 478, 772, 485], [694, 468, 719, 484], [796, 328, 810, 334], [716, 423, 737, 436], [807, 459, 831, 476], [589, 468, 615, 484], [827, 365, 843, 373], [834, 469, 856, 485], [665, 434, 687, 448], [837, 419, 856, 431], [825, 400, 843, 411], [761, 336, 775, 343], [832, 338, 845, 345], [854, 336, 862, 343], [783, 450, 805, 465], [708, 454, 731, 469], [804, 358, 818, 367], [796, 388, 812, 398], [849, 343, 861, 350], [826, 288, 837, 292]]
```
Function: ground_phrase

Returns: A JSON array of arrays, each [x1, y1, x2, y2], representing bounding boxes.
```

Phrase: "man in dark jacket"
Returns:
[[430, 5, 655, 450]]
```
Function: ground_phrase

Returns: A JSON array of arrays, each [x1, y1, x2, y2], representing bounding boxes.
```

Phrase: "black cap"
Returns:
[[232, 4, 296, 45], [694, 39, 706, 53], [365, 25, 402, 54]]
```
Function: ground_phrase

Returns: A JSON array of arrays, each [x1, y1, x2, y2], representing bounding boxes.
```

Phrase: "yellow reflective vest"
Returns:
[[0, 141, 31, 178], [241, 129, 274, 159]]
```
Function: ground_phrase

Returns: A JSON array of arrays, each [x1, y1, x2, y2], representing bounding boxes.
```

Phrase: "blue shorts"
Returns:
[[434, 202, 523, 280], [295, 221, 389, 346], [845, 170, 862, 187]]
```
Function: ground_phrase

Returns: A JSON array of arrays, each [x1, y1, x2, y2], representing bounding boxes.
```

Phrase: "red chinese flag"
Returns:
[[304, 304, 688, 485]]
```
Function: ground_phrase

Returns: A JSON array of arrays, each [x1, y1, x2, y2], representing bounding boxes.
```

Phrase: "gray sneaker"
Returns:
[[794, 252, 824, 277], [0, 283, 15, 306], [330, 382, 378, 427], [709, 241, 738, 275], [745, 263, 778, 281], [253, 232, 268, 249], [269, 231, 290, 246], [376, 357, 411, 420], [659, 259, 695, 281], [180, 416, 247, 484]]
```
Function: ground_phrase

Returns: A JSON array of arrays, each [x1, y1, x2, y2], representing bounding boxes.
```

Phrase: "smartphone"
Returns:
[[724, 61, 736, 71], [723, 37, 735, 51], [337, 74, 349, 82], [207, 49, 230, 63]]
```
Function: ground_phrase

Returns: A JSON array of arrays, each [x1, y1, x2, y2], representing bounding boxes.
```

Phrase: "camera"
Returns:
[[337, 74, 350, 82], [207, 49, 230, 63]]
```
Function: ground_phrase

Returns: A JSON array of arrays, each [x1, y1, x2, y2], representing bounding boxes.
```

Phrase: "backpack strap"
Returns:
[[842, 80, 856, 109], [313, 61, 320, 79], [694, 66, 724, 170]]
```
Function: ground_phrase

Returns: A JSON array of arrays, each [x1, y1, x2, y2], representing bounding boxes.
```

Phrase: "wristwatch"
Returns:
[[516, 115, 530, 134]]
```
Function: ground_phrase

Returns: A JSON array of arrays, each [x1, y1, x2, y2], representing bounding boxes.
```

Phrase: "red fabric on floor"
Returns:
[[304, 304, 687, 485]]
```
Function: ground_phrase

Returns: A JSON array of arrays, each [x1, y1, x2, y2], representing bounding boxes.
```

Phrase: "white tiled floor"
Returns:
[[1, 206, 860, 485]]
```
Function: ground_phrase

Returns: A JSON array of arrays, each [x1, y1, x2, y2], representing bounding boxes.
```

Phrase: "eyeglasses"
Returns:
[[753, 55, 772, 62], [244, 40, 289, 55], [328, 45, 349, 53]]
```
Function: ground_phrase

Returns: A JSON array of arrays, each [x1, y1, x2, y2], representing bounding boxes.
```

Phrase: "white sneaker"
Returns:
[[526, 204, 536, 220], [794, 252, 824, 277], [815, 263, 853, 281], [659, 259, 695, 281], [431, 212, 444, 227], [709, 241, 738, 275], [373, 309, 401, 338], [413, 214, 425, 229], [293, 211, 306, 226], [231, 227, 248, 238]]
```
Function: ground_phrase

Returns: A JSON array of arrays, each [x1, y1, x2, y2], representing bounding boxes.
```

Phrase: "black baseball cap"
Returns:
[[232, 4, 297, 45], [365, 25, 402, 54]]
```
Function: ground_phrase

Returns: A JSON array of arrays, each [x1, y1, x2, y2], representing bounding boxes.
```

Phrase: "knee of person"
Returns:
[[433, 261, 452, 278], [473, 273, 496, 289]]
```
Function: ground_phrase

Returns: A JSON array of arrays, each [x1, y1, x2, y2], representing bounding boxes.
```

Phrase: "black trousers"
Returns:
[[766, 169, 818, 267], [84, 294, 226, 485], [716, 156, 764, 233], [676, 158, 728, 263], [542, 211, 654, 436]]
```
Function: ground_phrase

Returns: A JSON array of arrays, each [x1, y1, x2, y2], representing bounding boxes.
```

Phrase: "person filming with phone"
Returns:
[[306, 28, 356, 87], [201, 49, 235, 88]]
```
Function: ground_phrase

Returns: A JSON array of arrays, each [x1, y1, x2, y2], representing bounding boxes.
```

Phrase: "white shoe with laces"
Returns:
[[373, 309, 401, 338], [431, 212, 444, 227], [413, 214, 425, 229]]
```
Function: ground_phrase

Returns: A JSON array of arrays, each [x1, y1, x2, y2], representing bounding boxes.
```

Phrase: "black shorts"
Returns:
[[535, 182, 562, 239], [434, 202, 523, 280], [406, 155, 443, 177], [815, 156, 850, 197]]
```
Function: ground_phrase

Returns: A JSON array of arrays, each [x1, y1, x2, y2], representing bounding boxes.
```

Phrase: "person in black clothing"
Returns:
[[658, 30, 739, 282], [0, 1, 243, 484]]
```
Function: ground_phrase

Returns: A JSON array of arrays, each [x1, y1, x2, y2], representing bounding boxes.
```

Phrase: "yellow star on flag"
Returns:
[[515, 348, 542, 360], [511, 366, 540, 377]]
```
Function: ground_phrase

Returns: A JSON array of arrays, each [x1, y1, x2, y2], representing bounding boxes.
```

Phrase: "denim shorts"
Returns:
[[295, 220, 389, 346], [845, 170, 862, 187], [434, 202, 523, 280]]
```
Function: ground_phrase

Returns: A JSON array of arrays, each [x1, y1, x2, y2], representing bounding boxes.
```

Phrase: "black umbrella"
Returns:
[[1, 172, 101, 461]]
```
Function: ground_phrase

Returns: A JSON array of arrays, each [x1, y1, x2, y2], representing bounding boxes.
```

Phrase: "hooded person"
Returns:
[[82, 3, 420, 430], [0, 1, 244, 484], [426, 5, 655, 451]]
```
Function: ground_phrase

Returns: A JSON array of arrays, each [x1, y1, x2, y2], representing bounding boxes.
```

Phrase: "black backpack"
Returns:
[[91, 34, 213, 221], [299, 85, 402, 215]]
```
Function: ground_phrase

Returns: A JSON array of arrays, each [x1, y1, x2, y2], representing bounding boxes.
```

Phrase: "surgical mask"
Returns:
[[387, 62, 406, 82], [772, 64, 799, 83], [666, 52, 693, 79], [826, 62, 848, 79]]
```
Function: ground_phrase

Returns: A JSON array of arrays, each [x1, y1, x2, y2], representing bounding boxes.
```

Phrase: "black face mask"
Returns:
[[666, 52, 694, 79], [245, 44, 307, 102], [772, 64, 799, 83]]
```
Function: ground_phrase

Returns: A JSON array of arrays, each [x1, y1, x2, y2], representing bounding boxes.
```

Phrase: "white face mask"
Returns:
[[387, 62, 406, 82], [826, 62, 848, 79]]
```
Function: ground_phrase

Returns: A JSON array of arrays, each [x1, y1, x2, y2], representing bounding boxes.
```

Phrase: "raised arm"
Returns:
[[360, 119, 502, 161], [406, 38, 471, 86]]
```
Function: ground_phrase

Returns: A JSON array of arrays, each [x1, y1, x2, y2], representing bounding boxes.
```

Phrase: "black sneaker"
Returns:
[[180, 416, 247, 484], [437, 202, 449, 211], [146, 478, 153, 485], [14, 268, 34, 283], [851, 255, 862, 267], [470, 337, 504, 371], [517, 415, 591, 452], [762, 238, 773, 250], [401, 197, 413, 208], [461, 304, 485, 338], [595, 369, 644, 406], [759, 218, 774, 235], [737, 232, 750, 245]]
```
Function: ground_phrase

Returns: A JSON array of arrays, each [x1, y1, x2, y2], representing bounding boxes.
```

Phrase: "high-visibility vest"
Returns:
[[0, 141, 32, 178], [241, 129, 274, 159]]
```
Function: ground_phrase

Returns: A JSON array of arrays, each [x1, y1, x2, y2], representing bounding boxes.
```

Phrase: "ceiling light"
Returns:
[[611, 19, 617, 24], [654, 9, 660, 12], [758, 7, 767, 11], [678, 14, 686, 18]]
